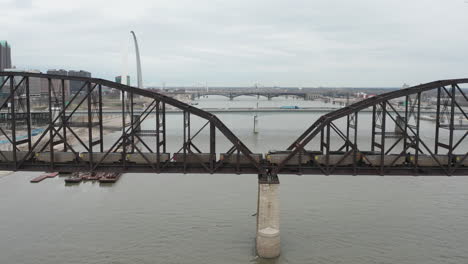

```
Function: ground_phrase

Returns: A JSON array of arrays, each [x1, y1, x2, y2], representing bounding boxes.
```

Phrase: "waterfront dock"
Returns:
[[30, 172, 59, 183]]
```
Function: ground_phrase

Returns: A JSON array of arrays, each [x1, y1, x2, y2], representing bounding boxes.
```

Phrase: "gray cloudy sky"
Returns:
[[2, 0, 468, 87]]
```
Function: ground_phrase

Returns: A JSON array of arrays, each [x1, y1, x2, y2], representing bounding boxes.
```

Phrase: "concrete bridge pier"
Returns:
[[256, 174, 280, 258]]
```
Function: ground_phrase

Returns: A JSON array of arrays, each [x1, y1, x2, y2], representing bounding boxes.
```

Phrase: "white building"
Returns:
[[3, 68, 42, 97]]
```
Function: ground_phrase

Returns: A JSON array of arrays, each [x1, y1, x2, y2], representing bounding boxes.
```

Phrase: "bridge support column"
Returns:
[[256, 174, 280, 258]]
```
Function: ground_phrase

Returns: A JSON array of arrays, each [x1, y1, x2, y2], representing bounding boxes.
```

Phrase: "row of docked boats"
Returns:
[[64, 172, 121, 184]]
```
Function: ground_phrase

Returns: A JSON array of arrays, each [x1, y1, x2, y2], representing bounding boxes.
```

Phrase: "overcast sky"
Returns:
[[1, 0, 468, 87]]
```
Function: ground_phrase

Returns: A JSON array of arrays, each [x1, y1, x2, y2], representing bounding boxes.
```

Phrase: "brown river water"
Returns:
[[1, 96, 467, 264]]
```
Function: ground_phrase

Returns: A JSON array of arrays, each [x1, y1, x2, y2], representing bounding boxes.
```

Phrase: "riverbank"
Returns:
[[0, 115, 126, 152]]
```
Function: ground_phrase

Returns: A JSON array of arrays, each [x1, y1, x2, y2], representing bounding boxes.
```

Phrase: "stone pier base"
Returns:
[[256, 175, 280, 258]]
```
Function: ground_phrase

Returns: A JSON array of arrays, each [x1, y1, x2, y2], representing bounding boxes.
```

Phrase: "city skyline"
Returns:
[[2, 0, 468, 87]]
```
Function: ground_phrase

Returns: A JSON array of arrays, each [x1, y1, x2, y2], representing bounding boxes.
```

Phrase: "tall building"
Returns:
[[0, 41, 12, 72], [42, 69, 70, 100], [0, 41, 12, 85], [3, 69, 42, 97], [68, 70, 91, 94], [115, 75, 131, 100], [47, 69, 68, 76], [115, 75, 131, 86]]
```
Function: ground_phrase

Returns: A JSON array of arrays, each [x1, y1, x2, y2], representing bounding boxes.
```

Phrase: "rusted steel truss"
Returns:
[[0, 72, 264, 175], [277, 79, 468, 176], [0, 72, 467, 178]]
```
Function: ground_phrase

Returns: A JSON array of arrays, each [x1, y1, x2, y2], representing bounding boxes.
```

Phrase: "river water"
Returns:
[[1, 96, 468, 264]]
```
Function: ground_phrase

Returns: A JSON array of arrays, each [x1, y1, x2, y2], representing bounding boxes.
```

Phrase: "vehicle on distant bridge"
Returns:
[[279, 105, 300, 109]]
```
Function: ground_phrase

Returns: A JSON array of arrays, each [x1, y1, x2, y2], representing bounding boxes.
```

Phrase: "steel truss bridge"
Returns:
[[193, 91, 310, 100], [0, 72, 468, 181]]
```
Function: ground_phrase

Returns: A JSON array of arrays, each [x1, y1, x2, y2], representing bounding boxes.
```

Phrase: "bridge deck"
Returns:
[[1, 157, 468, 176]]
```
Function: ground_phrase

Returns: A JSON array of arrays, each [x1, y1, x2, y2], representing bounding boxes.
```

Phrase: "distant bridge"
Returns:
[[192, 91, 319, 100]]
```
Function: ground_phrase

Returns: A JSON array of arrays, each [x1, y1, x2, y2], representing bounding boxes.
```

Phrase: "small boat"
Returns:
[[65, 177, 82, 183], [64, 172, 82, 183], [99, 172, 122, 183], [86, 174, 101, 181], [99, 177, 116, 183]]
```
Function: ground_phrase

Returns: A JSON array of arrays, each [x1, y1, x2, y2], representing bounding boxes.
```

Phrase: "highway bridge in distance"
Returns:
[[191, 90, 319, 100], [1, 72, 467, 258]]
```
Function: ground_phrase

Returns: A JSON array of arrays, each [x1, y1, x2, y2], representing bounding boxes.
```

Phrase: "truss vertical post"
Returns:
[[130, 91, 135, 153], [10, 77, 17, 169], [371, 105, 376, 152], [87, 82, 93, 171], [210, 122, 216, 171], [187, 111, 191, 151], [404, 95, 409, 152], [414, 92, 422, 173], [47, 78, 54, 170], [380, 102, 387, 175], [26, 77, 32, 152], [320, 128, 324, 153], [236, 149, 240, 174], [162, 102, 166, 153], [183, 111, 187, 172], [325, 124, 330, 175], [61, 79, 67, 152], [122, 90, 127, 169], [346, 115, 350, 152], [435, 87, 441, 154], [448, 85, 456, 173], [156, 100, 160, 170], [98, 84, 103, 152], [353, 112, 358, 175]]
